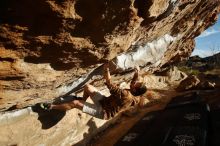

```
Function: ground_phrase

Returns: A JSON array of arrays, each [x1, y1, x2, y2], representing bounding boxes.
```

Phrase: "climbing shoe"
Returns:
[[40, 103, 51, 111]]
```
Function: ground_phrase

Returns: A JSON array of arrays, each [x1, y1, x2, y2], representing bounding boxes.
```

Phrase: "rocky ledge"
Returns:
[[0, 0, 220, 145]]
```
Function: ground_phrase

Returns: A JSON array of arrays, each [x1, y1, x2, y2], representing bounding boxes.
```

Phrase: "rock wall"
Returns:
[[0, 67, 185, 146], [0, 106, 110, 146], [0, 0, 220, 145], [0, 0, 219, 111]]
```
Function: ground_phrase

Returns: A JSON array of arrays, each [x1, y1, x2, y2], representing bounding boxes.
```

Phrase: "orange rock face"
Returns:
[[0, 0, 220, 111]]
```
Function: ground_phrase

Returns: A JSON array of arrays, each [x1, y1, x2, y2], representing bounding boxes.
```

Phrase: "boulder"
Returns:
[[176, 75, 216, 91], [0, 0, 220, 145], [176, 75, 200, 91], [0, 0, 219, 111]]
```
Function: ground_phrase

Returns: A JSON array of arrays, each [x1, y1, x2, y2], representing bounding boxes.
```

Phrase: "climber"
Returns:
[[40, 63, 147, 120]]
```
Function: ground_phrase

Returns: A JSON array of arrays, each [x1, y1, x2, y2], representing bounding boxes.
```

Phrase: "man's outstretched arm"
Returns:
[[131, 66, 140, 86], [103, 63, 111, 86], [103, 62, 122, 95]]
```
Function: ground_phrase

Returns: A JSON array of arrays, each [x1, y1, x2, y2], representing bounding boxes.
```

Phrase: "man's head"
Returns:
[[130, 82, 147, 96]]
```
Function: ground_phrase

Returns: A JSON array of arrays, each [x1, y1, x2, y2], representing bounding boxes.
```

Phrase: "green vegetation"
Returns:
[[178, 66, 200, 75], [205, 68, 220, 75], [177, 53, 220, 76]]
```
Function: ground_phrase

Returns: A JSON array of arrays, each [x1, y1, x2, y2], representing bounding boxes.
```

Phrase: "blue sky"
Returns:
[[192, 14, 220, 58]]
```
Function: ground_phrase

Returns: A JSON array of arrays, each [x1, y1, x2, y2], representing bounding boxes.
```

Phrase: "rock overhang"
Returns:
[[0, 0, 219, 111]]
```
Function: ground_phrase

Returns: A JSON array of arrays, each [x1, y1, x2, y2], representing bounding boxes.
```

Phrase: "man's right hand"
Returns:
[[131, 65, 140, 87]]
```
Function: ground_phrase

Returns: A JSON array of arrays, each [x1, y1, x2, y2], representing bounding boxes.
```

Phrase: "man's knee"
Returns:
[[84, 84, 92, 91], [72, 100, 80, 105], [71, 100, 84, 109], [84, 84, 97, 93]]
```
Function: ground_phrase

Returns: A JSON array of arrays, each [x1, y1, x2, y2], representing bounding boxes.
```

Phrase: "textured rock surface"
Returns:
[[176, 74, 201, 91], [0, 67, 184, 146], [0, 107, 109, 146], [0, 0, 219, 111], [0, 0, 220, 145], [176, 74, 216, 91]]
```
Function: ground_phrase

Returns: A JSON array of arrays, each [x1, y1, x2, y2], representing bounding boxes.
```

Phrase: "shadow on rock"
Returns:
[[32, 104, 66, 129], [74, 118, 98, 146]]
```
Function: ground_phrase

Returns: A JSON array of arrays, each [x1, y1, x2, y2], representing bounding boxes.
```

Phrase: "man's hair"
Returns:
[[131, 83, 147, 96]]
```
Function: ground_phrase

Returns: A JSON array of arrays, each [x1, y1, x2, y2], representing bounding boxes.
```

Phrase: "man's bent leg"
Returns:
[[51, 100, 85, 111], [83, 84, 99, 101], [46, 98, 104, 119]]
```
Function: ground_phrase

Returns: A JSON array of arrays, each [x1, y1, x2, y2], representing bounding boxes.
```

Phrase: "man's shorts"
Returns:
[[82, 91, 105, 119]]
